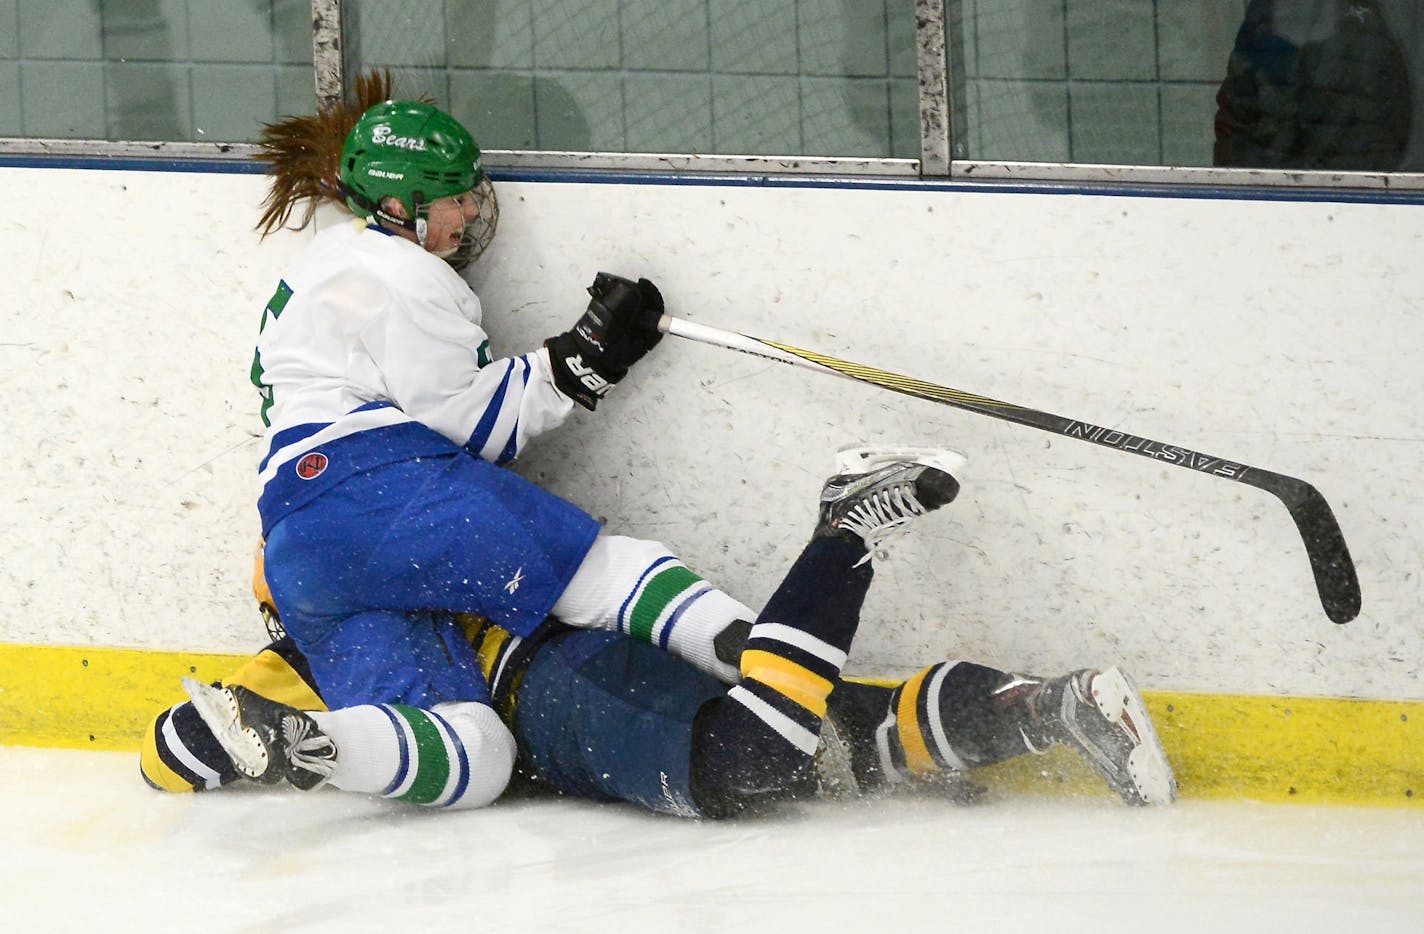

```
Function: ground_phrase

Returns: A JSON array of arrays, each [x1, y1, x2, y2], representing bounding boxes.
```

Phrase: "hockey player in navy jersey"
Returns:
[[151, 447, 1177, 815]]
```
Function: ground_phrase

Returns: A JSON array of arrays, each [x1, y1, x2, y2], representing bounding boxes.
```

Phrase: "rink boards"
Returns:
[[2, 165, 1422, 809]]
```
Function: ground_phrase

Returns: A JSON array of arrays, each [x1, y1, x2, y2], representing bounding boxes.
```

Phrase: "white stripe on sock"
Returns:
[[924, 662, 969, 771], [874, 711, 905, 784], [747, 622, 848, 669], [162, 710, 225, 789], [728, 685, 820, 756]]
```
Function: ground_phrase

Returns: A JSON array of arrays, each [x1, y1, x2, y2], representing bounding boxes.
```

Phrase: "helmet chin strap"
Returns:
[[397, 208, 460, 258], [339, 182, 417, 237], [344, 183, 467, 260], [411, 191, 430, 249], [401, 191, 467, 257]]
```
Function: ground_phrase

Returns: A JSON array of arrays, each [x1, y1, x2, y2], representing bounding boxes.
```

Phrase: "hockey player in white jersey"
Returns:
[[234, 75, 776, 807], [252, 97, 741, 674]]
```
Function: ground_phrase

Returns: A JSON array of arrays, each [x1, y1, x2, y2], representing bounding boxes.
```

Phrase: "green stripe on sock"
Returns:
[[390, 705, 451, 805], [628, 565, 703, 643]]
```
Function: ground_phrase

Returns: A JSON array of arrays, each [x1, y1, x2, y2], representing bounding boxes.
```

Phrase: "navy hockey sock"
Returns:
[[886, 661, 1049, 778], [690, 537, 871, 814]]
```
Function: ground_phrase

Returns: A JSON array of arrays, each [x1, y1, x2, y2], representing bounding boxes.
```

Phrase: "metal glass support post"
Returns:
[[312, 0, 347, 112], [915, 0, 952, 176]]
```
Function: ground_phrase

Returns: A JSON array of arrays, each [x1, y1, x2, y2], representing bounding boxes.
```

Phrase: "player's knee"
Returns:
[[427, 701, 516, 810], [687, 696, 816, 818], [554, 534, 676, 627]]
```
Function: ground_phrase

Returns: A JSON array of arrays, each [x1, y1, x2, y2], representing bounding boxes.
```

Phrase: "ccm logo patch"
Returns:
[[295, 452, 328, 480]]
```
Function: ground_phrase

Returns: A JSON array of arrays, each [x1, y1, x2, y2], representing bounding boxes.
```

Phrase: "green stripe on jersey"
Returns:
[[251, 279, 295, 427], [390, 704, 452, 805], [629, 565, 703, 643]]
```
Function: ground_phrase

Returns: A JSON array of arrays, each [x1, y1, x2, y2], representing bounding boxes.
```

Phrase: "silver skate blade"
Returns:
[[180, 677, 269, 779], [813, 713, 860, 799], [833, 444, 967, 479]]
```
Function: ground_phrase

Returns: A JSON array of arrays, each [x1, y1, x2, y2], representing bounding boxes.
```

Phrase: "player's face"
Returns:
[[423, 190, 481, 258]]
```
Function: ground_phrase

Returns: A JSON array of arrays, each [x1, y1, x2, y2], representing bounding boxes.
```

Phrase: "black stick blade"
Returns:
[[1244, 473, 1362, 624]]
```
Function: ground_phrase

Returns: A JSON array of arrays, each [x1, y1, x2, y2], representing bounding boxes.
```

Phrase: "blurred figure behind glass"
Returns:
[[1213, 0, 1413, 171]]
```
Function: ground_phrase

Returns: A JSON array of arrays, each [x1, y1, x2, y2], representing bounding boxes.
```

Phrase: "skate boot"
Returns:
[[816, 445, 965, 562], [1034, 667, 1176, 806], [181, 677, 338, 791]]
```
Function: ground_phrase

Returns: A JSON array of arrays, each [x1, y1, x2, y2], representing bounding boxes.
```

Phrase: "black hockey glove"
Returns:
[[545, 272, 665, 410]]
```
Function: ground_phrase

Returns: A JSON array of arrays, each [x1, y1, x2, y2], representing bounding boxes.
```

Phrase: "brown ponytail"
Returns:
[[253, 69, 423, 237]]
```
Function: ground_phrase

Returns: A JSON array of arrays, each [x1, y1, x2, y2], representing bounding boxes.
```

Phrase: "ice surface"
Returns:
[[1, 746, 1420, 933]]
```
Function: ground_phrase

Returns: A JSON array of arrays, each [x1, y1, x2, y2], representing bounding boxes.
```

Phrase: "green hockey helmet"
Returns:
[[338, 100, 490, 254]]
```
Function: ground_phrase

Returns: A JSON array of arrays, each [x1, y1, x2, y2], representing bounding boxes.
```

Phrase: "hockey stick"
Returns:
[[659, 314, 1361, 625]]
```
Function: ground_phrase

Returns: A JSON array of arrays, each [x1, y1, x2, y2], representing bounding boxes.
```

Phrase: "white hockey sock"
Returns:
[[553, 535, 753, 684], [662, 587, 752, 684], [309, 701, 515, 810]]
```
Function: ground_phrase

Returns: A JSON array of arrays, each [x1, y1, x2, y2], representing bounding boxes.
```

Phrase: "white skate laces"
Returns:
[[819, 446, 965, 564], [837, 482, 929, 559], [281, 716, 340, 787]]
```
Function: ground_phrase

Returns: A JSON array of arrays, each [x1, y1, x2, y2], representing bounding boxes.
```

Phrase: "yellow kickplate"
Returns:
[[3, 644, 1420, 806], [0, 644, 245, 751], [964, 691, 1422, 807]]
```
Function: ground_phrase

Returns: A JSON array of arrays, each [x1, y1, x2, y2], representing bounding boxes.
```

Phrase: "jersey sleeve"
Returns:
[[358, 290, 575, 465]]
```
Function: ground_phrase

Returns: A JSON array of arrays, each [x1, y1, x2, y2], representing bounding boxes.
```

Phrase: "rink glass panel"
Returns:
[[0, 0, 315, 141], [1, 2, 1421, 198], [344, 0, 922, 159]]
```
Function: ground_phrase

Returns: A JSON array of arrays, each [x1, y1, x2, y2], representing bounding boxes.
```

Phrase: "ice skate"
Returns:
[[1036, 667, 1177, 806], [815, 445, 965, 561], [181, 677, 338, 791]]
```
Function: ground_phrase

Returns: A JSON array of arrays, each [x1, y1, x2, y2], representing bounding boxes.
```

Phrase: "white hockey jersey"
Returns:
[[251, 219, 575, 532]]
